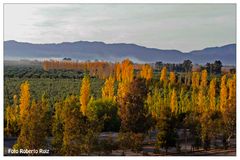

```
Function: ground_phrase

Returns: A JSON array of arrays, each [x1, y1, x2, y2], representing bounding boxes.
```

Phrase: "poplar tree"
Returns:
[[115, 62, 122, 81], [169, 71, 176, 85], [19, 81, 30, 123], [220, 75, 227, 113], [140, 64, 153, 81], [191, 72, 200, 90], [102, 76, 115, 99], [209, 78, 216, 111], [80, 75, 90, 116], [170, 89, 178, 114], [200, 69, 208, 88], [121, 59, 134, 83], [160, 66, 167, 85], [14, 98, 49, 153]]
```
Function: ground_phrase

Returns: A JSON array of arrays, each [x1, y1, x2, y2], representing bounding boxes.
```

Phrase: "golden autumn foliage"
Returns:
[[5, 105, 19, 135], [42, 60, 114, 79], [197, 88, 206, 112], [170, 89, 178, 114], [146, 88, 162, 118], [121, 59, 134, 83], [117, 82, 130, 102], [140, 64, 153, 81], [228, 74, 236, 101], [220, 75, 227, 113], [179, 88, 190, 113], [209, 78, 216, 111], [169, 71, 176, 85], [80, 75, 90, 116], [191, 72, 200, 89], [19, 81, 30, 123], [115, 62, 122, 81], [160, 66, 167, 84], [4, 57, 236, 155], [200, 69, 208, 88], [102, 76, 115, 99]]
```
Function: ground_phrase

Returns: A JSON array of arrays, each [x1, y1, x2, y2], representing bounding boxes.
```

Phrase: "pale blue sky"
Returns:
[[4, 4, 236, 52]]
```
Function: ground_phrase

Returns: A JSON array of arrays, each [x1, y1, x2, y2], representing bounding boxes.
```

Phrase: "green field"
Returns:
[[4, 77, 105, 108]]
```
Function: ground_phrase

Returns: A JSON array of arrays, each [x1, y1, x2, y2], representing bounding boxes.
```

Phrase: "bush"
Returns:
[[87, 98, 120, 132]]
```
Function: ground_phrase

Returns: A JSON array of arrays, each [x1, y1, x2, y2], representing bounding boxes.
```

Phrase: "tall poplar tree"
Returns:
[[80, 75, 91, 116]]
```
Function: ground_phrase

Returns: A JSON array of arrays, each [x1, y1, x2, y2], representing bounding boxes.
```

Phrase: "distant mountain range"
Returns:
[[4, 40, 236, 65]]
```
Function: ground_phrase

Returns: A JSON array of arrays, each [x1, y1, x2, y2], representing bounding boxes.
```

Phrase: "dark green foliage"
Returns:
[[184, 112, 202, 149], [182, 60, 193, 72], [13, 99, 49, 153], [61, 96, 101, 155], [205, 60, 222, 75], [4, 77, 105, 109], [156, 107, 178, 153], [51, 101, 64, 155], [87, 98, 120, 132], [119, 78, 151, 133], [4, 65, 84, 79]]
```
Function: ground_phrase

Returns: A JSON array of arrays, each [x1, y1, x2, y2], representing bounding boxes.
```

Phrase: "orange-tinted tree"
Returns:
[[140, 64, 153, 81], [102, 76, 115, 100], [19, 81, 30, 124], [80, 75, 91, 116]]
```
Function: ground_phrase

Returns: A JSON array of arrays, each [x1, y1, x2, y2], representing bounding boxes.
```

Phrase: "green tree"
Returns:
[[52, 101, 64, 155], [118, 78, 151, 153], [87, 98, 120, 132], [14, 98, 49, 154], [61, 96, 101, 155], [156, 106, 177, 154], [119, 78, 150, 133]]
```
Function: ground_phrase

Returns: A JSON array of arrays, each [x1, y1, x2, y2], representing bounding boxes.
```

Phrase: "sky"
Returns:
[[4, 4, 236, 52]]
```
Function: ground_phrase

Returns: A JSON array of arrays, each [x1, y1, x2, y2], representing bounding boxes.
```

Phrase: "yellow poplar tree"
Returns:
[[160, 66, 167, 85], [102, 76, 115, 99], [121, 59, 134, 83], [191, 72, 200, 90], [5, 95, 20, 136], [198, 88, 206, 112], [220, 75, 227, 113], [117, 82, 129, 101], [115, 62, 122, 81], [5, 105, 12, 133], [169, 71, 176, 85], [170, 89, 178, 114], [80, 75, 90, 116], [117, 81, 130, 116], [209, 78, 216, 111], [19, 81, 30, 123], [140, 64, 153, 81], [228, 74, 236, 101], [146, 88, 162, 118], [200, 69, 208, 88]]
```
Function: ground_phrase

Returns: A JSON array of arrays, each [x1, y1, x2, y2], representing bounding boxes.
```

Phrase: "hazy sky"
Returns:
[[4, 4, 236, 52]]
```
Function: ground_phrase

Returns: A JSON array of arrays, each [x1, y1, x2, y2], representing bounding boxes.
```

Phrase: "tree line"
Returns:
[[5, 59, 236, 155]]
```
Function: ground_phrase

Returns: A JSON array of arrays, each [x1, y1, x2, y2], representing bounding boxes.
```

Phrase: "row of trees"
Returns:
[[42, 60, 115, 79], [5, 59, 236, 155]]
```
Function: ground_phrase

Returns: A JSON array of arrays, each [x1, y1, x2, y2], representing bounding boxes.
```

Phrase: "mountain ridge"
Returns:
[[4, 40, 236, 65]]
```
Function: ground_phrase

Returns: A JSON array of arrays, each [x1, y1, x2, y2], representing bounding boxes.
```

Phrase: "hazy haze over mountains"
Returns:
[[4, 40, 236, 65]]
